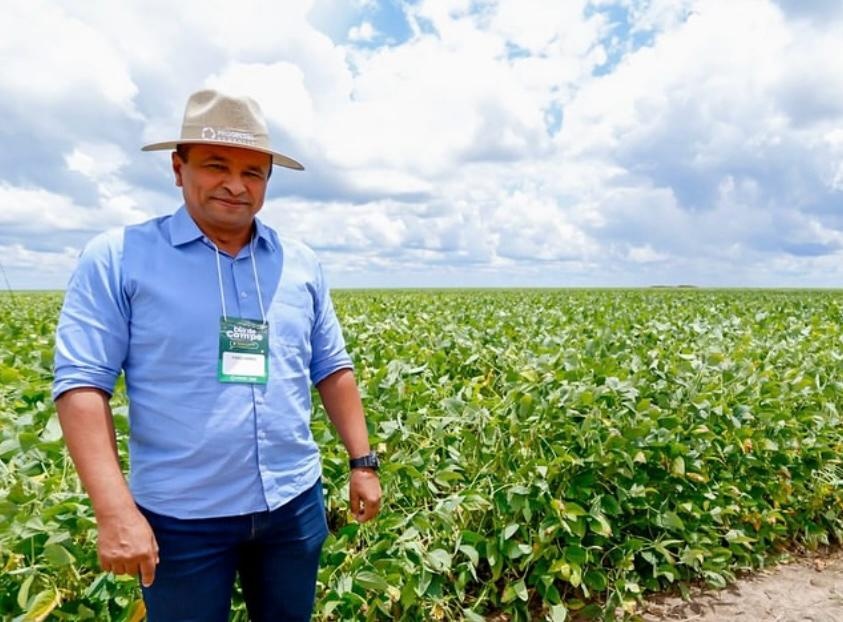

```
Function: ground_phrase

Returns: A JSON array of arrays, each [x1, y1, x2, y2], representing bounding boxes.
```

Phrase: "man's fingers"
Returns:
[[111, 562, 128, 576], [353, 489, 381, 522], [350, 487, 361, 518], [362, 496, 381, 522], [139, 556, 157, 587]]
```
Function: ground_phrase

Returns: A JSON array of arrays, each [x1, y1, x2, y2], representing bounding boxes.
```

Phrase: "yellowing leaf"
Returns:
[[125, 599, 146, 622], [23, 588, 60, 622], [549, 604, 568, 622]]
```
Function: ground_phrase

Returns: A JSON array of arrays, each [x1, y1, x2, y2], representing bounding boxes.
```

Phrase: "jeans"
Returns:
[[138, 479, 329, 622]]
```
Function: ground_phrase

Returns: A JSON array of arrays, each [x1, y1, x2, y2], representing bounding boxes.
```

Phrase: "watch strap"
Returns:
[[349, 451, 379, 470]]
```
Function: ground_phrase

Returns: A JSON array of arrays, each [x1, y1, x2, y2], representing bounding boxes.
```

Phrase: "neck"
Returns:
[[185, 209, 255, 255], [206, 229, 252, 256]]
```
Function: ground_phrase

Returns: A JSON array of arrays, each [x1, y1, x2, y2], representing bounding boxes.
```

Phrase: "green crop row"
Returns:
[[2, 290, 843, 621]]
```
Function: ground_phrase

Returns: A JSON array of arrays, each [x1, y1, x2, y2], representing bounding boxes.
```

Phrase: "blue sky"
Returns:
[[2, 0, 843, 289]]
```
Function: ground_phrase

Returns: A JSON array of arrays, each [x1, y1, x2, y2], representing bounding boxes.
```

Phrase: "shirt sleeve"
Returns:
[[309, 261, 353, 385], [52, 231, 130, 401]]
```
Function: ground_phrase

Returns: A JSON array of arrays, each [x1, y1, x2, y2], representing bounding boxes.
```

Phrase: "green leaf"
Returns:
[[549, 604, 568, 622], [569, 564, 582, 587], [426, 548, 452, 573], [550, 559, 571, 579], [583, 568, 608, 591], [563, 545, 588, 565], [502, 579, 528, 603], [42, 544, 75, 567], [17, 574, 34, 611], [355, 571, 390, 592], [397, 526, 419, 542], [671, 456, 686, 477], [661, 511, 685, 532], [703, 570, 727, 588], [0, 364, 21, 383], [506, 542, 532, 558], [459, 544, 479, 566], [589, 513, 612, 537]]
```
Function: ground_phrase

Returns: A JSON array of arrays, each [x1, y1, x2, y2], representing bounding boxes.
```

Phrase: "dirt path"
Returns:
[[641, 549, 843, 622]]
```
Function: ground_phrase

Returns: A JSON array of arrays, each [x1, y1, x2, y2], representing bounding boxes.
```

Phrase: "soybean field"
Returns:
[[1, 289, 843, 621]]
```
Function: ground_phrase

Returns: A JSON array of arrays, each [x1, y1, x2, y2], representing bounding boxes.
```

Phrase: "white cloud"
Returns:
[[0, 1, 138, 110], [3, 0, 843, 288], [348, 21, 378, 42], [65, 143, 130, 180], [628, 244, 669, 263], [0, 244, 80, 272], [0, 183, 146, 233]]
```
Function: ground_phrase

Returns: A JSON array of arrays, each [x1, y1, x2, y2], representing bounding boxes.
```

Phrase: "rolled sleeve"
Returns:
[[53, 230, 129, 401], [309, 263, 352, 385]]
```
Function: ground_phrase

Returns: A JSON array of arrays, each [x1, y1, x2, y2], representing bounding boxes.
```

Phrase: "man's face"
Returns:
[[172, 144, 272, 237]]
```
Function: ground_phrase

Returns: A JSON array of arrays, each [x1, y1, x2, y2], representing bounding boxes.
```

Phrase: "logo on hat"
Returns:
[[201, 127, 217, 140]]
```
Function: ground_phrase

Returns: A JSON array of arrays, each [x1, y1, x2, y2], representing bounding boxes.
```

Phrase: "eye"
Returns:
[[205, 163, 225, 171]]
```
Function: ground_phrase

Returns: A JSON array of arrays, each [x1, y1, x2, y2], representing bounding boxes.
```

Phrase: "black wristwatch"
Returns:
[[349, 451, 380, 471]]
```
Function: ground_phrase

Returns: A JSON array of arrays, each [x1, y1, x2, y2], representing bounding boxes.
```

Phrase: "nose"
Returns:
[[222, 173, 247, 197]]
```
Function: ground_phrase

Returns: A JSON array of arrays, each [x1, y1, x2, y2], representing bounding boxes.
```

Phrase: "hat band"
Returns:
[[181, 125, 268, 148]]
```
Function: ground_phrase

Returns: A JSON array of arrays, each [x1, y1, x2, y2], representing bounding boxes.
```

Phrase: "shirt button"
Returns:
[[240, 291, 248, 298]]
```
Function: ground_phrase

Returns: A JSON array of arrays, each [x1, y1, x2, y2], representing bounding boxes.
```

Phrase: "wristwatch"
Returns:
[[349, 451, 380, 471]]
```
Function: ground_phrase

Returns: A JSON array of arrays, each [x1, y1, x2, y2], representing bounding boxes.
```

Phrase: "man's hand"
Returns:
[[56, 388, 159, 586], [317, 370, 382, 523], [97, 507, 159, 587], [349, 469, 382, 523]]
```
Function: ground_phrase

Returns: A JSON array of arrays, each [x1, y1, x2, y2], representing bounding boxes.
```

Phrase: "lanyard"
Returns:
[[212, 238, 267, 324]]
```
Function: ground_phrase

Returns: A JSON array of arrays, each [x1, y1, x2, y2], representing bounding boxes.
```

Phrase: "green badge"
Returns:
[[218, 317, 269, 384]]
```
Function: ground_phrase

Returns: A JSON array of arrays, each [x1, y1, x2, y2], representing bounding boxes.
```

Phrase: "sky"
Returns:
[[1, 0, 842, 289]]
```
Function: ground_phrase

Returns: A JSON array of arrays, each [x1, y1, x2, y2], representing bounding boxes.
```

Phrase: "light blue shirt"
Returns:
[[53, 206, 353, 519]]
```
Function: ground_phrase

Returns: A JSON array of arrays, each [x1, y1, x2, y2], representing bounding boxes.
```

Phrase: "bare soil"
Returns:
[[641, 548, 843, 622]]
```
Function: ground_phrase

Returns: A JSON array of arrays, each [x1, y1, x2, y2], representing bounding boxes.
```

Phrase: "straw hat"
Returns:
[[142, 89, 304, 170]]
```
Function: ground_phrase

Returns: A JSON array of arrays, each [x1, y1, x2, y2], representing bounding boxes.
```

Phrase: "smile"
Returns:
[[212, 198, 250, 208]]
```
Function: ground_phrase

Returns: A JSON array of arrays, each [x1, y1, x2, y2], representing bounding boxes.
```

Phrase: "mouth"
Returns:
[[212, 197, 250, 209]]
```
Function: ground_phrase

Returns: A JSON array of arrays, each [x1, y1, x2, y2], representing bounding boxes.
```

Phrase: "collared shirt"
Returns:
[[53, 206, 353, 519]]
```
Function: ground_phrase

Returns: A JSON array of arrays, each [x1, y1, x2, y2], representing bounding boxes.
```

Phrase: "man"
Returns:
[[53, 89, 381, 621]]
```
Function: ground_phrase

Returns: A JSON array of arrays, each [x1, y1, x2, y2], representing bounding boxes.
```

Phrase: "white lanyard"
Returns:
[[213, 238, 267, 324]]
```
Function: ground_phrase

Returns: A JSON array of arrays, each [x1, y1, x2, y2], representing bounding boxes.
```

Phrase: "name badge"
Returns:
[[218, 317, 269, 384]]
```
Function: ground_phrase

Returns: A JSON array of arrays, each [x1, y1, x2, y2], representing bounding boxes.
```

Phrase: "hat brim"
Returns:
[[141, 139, 305, 171]]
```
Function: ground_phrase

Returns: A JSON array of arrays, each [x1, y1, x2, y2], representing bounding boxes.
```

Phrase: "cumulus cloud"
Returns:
[[1, 0, 842, 288], [0, 2, 138, 110], [348, 21, 379, 42], [0, 244, 81, 290]]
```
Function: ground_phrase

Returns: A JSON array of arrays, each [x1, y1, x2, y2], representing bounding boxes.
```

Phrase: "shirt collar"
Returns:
[[253, 217, 276, 252], [169, 205, 276, 252], [169, 205, 204, 247]]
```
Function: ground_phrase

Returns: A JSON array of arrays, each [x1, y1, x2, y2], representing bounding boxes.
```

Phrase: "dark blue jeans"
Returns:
[[138, 479, 328, 622]]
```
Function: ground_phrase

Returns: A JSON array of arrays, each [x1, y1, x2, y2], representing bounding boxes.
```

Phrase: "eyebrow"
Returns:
[[200, 154, 268, 174]]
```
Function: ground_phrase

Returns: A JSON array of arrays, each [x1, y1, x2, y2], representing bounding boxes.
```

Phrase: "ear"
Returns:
[[171, 151, 184, 187]]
